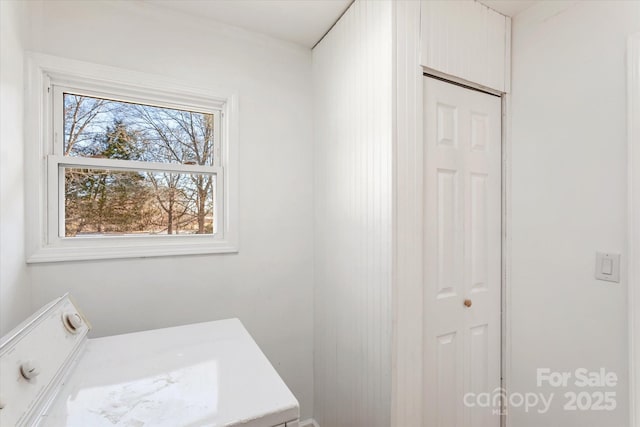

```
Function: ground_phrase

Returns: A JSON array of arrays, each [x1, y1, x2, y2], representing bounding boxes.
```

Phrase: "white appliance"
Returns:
[[0, 295, 300, 427]]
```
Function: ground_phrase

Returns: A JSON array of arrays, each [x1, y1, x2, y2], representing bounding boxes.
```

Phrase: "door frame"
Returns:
[[628, 32, 640, 427], [500, 93, 512, 427]]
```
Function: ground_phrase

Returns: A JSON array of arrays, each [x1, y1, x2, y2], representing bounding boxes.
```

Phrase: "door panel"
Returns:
[[437, 331, 460, 427], [470, 173, 489, 292], [424, 77, 501, 427], [436, 168, 461, 298]]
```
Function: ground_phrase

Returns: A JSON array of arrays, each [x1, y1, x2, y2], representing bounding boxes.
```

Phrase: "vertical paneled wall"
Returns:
[[420, 0, 509, 93], [0, 0, 30, 336], [312, 1, 393, 426], [391, 1, 424, 426]]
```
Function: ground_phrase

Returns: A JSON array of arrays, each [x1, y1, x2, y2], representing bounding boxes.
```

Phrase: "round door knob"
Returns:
[[464, 299, 473, 308], [20, 360, 40, 380], [63, 312, 82, 333]]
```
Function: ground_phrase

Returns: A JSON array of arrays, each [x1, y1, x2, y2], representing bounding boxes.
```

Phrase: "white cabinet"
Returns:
[[420, 0, 510, 93]]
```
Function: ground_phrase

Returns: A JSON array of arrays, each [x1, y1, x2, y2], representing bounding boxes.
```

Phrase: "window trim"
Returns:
[[25, 53, 239, 263]]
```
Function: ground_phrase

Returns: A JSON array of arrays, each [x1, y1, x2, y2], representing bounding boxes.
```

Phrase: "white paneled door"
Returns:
[[423, 76, 502, 427]]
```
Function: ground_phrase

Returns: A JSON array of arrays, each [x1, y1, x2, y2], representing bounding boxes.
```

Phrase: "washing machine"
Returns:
[[0, 295, 300, 427]]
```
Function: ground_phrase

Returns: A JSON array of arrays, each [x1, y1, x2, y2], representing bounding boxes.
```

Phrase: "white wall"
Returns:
[[510, 1, 640, 426], [23, 0, 315, 419], [0, 0, 31, 336], [312, 1, 393, 426]]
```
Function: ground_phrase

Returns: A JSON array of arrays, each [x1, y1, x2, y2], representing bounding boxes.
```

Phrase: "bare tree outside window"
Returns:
[[63, 94, 216, 237]]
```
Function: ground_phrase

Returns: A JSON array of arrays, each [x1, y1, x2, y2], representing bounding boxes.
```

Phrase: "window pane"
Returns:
[[63, 93, 216, 166], [64, 167, 215, 237]]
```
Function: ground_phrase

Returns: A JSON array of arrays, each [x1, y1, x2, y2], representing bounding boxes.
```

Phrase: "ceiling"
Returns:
[[147, 0, 536, 49], [479, 0, 537, 17], [146, 0, 352, 48]]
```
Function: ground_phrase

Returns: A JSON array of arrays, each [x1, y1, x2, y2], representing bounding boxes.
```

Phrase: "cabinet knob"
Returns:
[[20, 360, 40, 380], [63, 312, 82, 333], [464, 299, 472, 308]]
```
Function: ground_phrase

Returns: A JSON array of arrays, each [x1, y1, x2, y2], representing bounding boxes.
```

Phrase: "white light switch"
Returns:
[[595, 252, 620, 283]]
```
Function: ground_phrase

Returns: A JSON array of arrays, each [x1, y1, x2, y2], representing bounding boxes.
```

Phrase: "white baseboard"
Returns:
[[299, 418, 320, 427]]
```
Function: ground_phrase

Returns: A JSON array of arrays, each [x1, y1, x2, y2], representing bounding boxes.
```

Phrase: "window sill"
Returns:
[[26, 239, 239, 263]]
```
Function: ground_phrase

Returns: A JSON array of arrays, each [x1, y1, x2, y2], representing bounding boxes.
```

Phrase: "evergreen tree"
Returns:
[[65, 121, 151, 236]]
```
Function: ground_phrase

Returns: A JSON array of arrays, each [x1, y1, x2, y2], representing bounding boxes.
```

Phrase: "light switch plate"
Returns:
[[595, 252, 621, 283]]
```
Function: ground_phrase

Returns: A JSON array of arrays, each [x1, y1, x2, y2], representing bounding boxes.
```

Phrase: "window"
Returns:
[[58, 93, 221, 238], [26, 54, 238, 262]]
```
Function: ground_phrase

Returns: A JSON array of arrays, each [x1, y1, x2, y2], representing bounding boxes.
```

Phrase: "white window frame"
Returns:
[[25, 53, 239, 262]]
